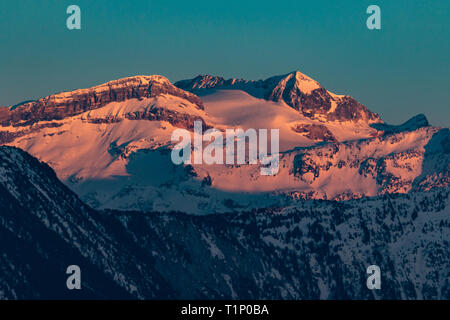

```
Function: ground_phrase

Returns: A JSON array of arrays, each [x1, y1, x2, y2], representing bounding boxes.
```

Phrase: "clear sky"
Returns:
[[0, 0, 448, 126]]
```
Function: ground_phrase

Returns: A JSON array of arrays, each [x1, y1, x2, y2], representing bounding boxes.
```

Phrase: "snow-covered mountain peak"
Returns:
[[270, 71, 322, 95], [0, 75, 204, 127], [293, 71, 321, 92], [175, 74, 250, 91], [176, 71, 382, 123], [86, 74, 172, 90], [10, 75, 173, 108]]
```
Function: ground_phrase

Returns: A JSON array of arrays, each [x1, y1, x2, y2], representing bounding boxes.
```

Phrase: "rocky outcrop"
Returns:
[[87, 106, 212, 130], [291, 123, 337, 142], [0, 76, 204, 126], [0, 122, 63, 144], [287, 127, 449, 198], [175, 74, 252, 90], [327, 96, 380, 122], [371, 114, 430, 134]]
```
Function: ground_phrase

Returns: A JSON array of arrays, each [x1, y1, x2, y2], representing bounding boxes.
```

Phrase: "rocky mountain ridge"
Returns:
[[176, 71, 382, 123], [0, 75, 204, 127]]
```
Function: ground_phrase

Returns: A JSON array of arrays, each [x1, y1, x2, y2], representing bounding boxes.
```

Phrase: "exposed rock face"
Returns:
[[371, 113, 430, 134], [0, 123, 63, 144], [327, 96, 379, 122], [84, 105, 212, 130], [287, 127, 450, 198], [176, 71, 382, 123], [175, 74, 249, 90], [0, 76, 204, 126], [124, 107, 212, 130], [291, 123, 337, 142], [413, 128, 450, 191]]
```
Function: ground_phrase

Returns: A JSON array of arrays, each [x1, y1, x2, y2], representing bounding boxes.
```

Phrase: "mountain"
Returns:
[[0, 146, 176, 299], [0, 72, 447, 213], [194, 126, 449, 197], [371, 113, 430, 134], [0, 75, 206, 130], [175, 71, 382, 123], [0, 145, 449, 299]]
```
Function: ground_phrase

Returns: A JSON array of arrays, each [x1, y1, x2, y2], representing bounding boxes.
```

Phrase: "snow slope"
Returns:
[[200, 89, 381, 151], [176, 71, 382, 123]]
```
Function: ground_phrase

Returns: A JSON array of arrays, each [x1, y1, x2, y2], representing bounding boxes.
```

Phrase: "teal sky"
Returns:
[[0, 0, 448, 126]]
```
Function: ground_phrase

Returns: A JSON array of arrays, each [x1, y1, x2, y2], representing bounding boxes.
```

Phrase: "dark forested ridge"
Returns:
[[0, 146, 448, 299]]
